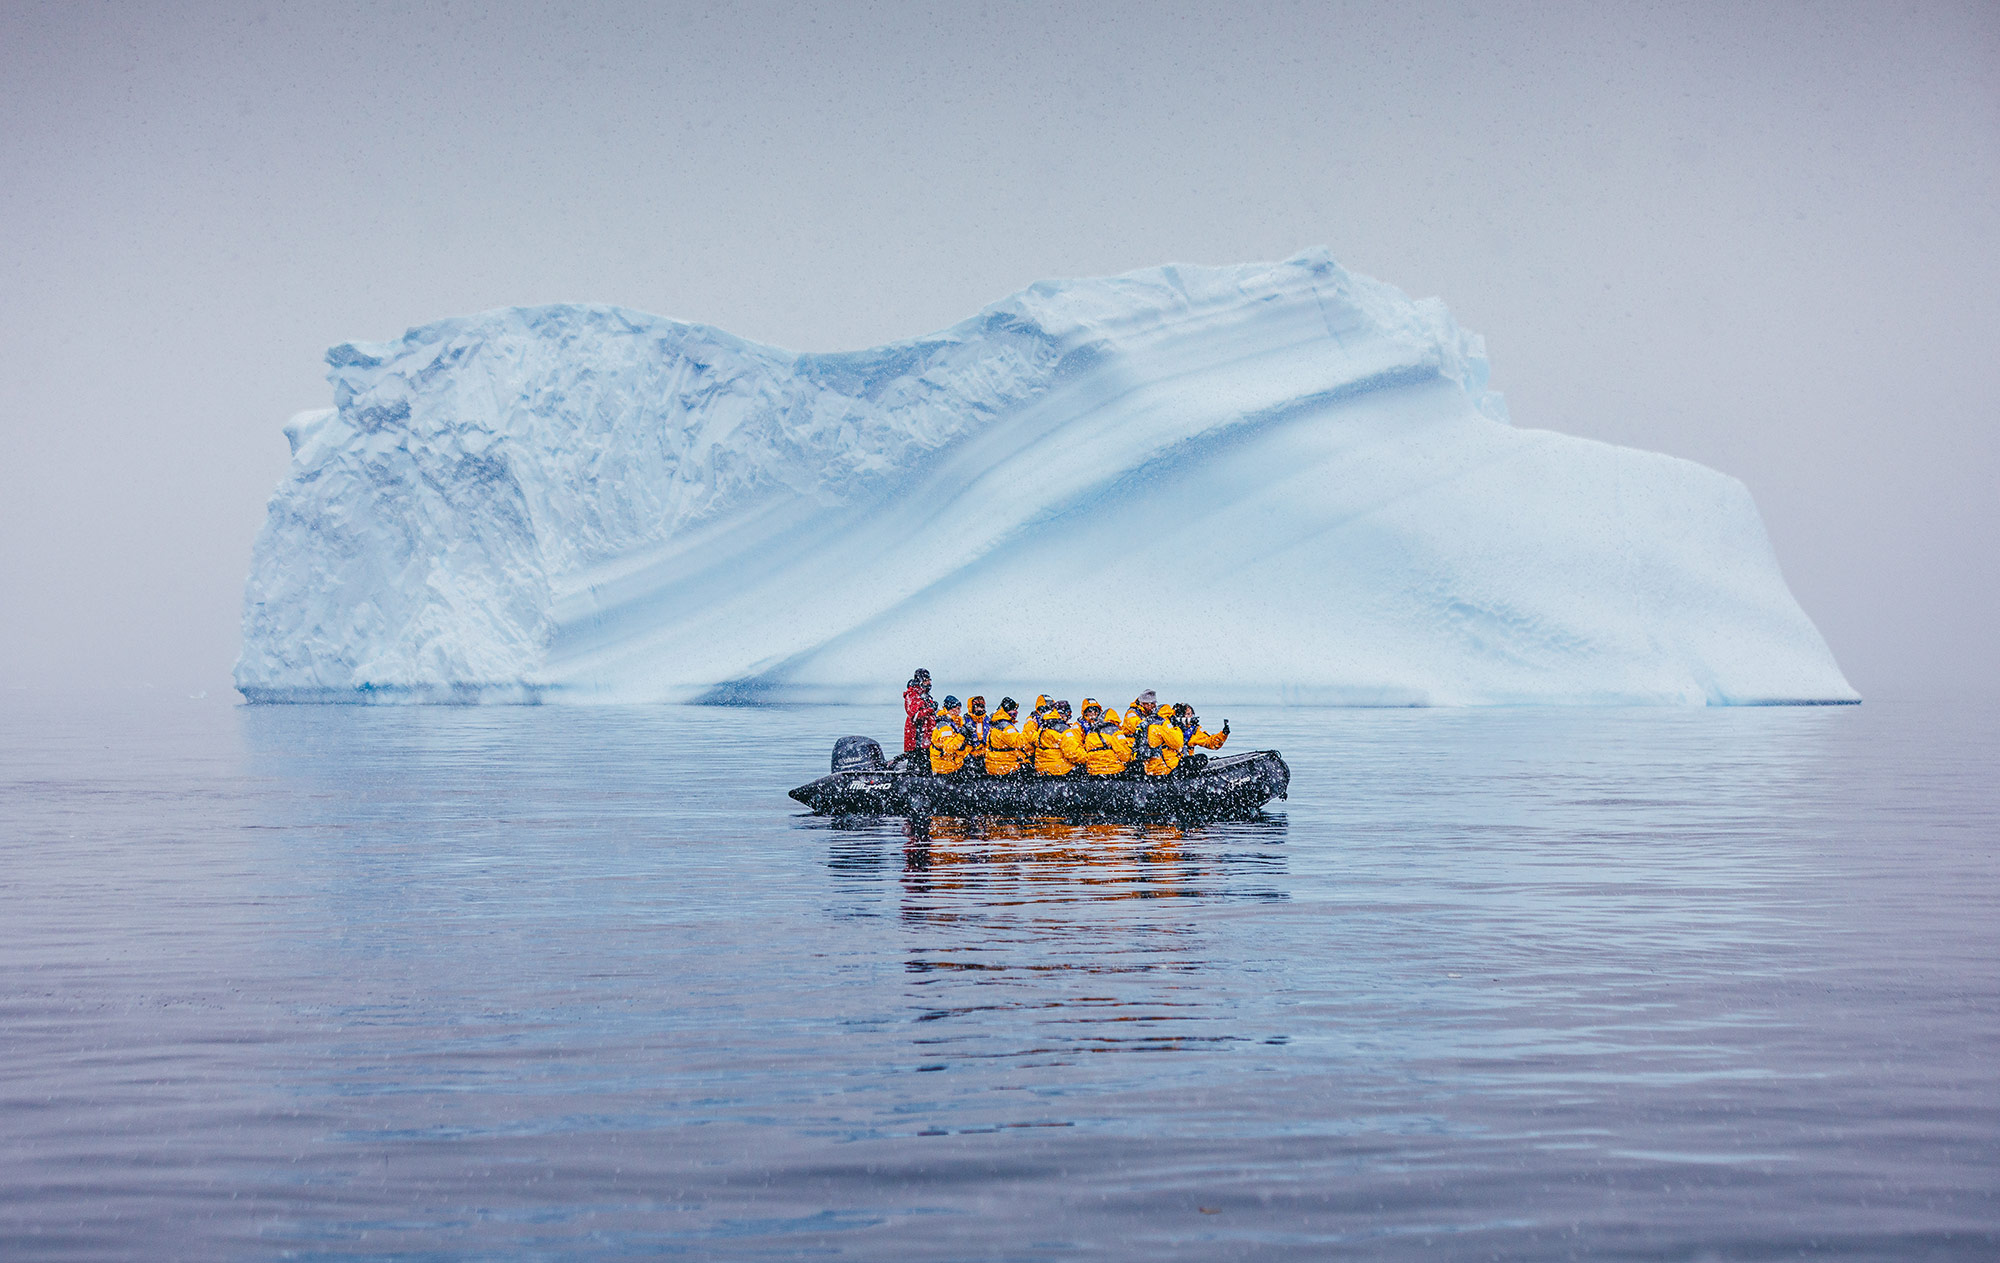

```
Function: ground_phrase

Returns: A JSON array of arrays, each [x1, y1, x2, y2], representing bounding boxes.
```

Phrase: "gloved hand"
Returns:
[[1221, 720, 1230, 735]]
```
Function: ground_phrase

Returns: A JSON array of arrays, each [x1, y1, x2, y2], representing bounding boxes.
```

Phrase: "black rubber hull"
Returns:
[[788, 750, 1289, 820]]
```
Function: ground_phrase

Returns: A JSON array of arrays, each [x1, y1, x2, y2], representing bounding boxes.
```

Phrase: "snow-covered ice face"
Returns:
[[236, 253, 1853, 707]]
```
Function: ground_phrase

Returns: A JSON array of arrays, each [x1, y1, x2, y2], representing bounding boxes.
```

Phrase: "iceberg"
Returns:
[[236, 250, 1856, 706]]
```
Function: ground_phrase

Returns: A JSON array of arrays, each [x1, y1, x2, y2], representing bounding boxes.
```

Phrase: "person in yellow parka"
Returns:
[[984, 697, 1033, 776], [963, 695, 991, 772], [1035, 696, 1063, 743], [1120, 689, 1158, 736], [1033, 701, 1083, 776], [1075, 702, 1134, 776], [1081, 697, 1118, 734], [1135, 702, 1187, 776], [1023, 697, 1045, 735], [1174, 704, 1229, 751], [928, 696, 969, 775]]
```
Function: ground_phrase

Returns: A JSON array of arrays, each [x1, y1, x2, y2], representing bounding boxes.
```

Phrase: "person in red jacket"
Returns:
[[903, 669, 936, 753]]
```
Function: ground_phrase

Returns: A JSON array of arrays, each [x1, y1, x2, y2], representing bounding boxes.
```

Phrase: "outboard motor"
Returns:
[[831, 735, 888, 773]]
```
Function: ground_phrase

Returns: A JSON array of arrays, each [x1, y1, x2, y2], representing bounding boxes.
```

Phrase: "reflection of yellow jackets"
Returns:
[[985, 718, 1032, 775], [928, 716, 968, 774], [1034, 722, 1081, 775], [1077, 724, 1132, 776], [1137, 717, 1186, 776]]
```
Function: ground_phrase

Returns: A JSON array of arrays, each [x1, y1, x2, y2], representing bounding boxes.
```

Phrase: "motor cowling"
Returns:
[[831, 735, 888, 773]]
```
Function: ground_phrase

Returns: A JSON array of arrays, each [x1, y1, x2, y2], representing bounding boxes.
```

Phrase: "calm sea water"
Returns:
[[2, 694, 1995, 1259]]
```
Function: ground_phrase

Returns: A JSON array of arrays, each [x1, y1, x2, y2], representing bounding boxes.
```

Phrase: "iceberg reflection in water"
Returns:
[[1, 697, 1995, 1258]]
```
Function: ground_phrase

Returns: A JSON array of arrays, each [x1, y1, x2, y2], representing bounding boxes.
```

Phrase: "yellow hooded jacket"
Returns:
[[985, 714, 1033, 775], [928, 713, 969, 774], [1034, 719, 1083, 776], [1077, 720, 1133, 776], [1169, 706, 1228, 752], [1137, 708, 1187, 776], [1187, 725, 1228, 751]]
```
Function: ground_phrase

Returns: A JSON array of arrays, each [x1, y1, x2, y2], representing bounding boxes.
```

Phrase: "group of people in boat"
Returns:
[[902, 668, 1229, 779]]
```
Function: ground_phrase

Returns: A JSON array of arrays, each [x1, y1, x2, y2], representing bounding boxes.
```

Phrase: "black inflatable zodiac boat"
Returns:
[[789, 736, 1289, 820]]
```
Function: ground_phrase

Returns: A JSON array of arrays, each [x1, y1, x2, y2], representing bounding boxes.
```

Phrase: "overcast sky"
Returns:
[[3, 0, 1995, 700]]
